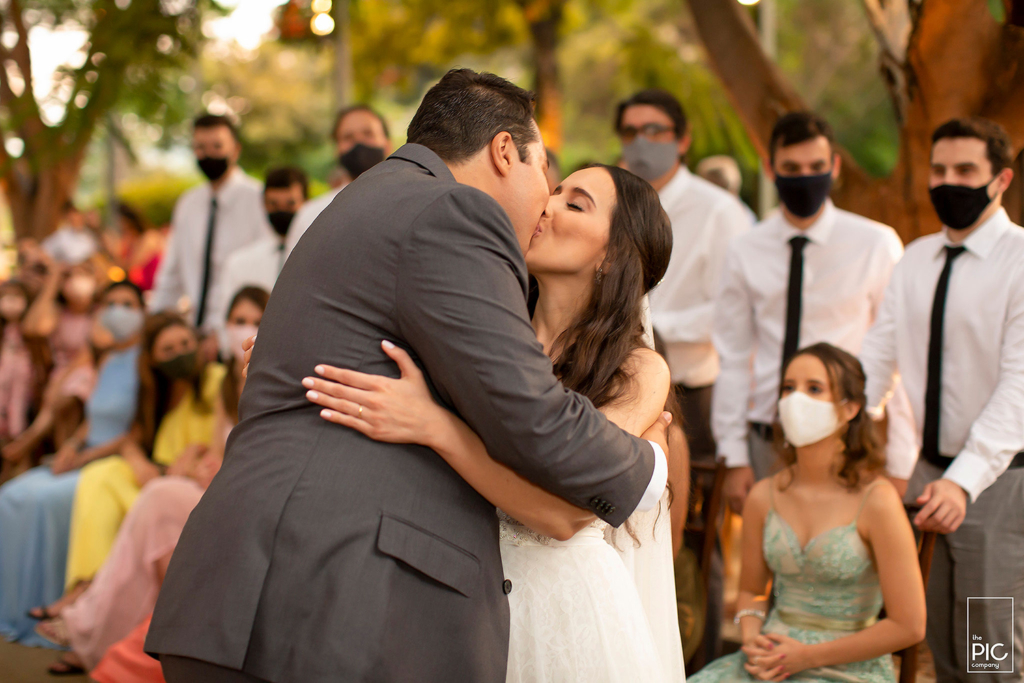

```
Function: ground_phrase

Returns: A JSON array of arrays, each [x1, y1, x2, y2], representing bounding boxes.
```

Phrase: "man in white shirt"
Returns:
[[210, 167, 308, 346], [285, 105, 392, 254], [616, 89, 751, 664], [861, 118, 1024, 680], [149, 114, 270, 336], [617, 89, 752, 462], [714, 112, 917, 514]]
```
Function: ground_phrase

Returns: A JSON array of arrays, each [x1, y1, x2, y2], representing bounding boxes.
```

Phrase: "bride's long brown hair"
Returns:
[[549, 165, 673, 408]]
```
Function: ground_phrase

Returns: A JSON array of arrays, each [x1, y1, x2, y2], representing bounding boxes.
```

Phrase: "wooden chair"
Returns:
[[683, 457, 728, 671], [894, 523, 938, 683]]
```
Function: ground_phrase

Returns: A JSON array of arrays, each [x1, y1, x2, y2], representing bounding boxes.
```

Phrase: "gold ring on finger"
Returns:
[[358, 405, 363, 418]]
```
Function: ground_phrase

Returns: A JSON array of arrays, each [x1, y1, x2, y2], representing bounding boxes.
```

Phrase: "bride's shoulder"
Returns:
[[622, 347, 671, 407], [623, 348, 670, 392]]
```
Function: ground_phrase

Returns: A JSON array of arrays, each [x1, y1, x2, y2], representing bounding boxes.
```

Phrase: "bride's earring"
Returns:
[[595, 266, 604, 283]]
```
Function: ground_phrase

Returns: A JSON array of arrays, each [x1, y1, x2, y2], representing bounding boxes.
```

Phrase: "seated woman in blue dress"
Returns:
[[690, 343, 925, 682], [0, 280, 144, 647]]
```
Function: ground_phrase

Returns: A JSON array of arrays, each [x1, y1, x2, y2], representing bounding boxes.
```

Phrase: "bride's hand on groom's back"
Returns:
[[241, 334, 256, 379], [302, 340, 444, 446]]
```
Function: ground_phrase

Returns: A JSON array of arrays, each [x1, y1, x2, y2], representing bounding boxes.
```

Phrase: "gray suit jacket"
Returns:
[[146, 144, 656, 682]]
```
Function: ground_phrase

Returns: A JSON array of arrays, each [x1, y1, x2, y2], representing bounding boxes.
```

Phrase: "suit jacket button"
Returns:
[[503, 579, 513, 595], [590, 497, 602, 509], [606, 505, 616, 514]]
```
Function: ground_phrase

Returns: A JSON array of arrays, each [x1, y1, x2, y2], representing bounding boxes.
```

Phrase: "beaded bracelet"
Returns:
[[733, 608, 767, 625]]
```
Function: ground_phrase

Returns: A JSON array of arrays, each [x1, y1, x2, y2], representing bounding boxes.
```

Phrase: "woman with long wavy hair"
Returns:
[[690, 343, 925, 683], [302, 165, 685, 682]]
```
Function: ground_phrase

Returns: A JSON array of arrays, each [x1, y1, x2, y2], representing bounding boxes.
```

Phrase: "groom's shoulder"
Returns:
[[402, 181, 515, 244]]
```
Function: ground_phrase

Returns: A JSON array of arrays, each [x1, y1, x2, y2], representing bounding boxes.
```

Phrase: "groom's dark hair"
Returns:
[[407, 69, 539, 164]]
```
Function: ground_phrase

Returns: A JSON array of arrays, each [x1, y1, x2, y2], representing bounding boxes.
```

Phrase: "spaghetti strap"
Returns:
[[854, 479, 885, 520]]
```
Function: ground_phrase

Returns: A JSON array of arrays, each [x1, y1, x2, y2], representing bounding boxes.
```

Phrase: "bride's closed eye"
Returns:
[[566, 202, 583, 212]]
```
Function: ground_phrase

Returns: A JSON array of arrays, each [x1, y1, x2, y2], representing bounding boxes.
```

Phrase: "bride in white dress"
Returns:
[[304, 165, 685, 682]]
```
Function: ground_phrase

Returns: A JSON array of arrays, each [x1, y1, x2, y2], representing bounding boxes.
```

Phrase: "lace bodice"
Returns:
[[497, 509, 608, 547], [689, 479, 896, 683], [763, 508, 884, 627]]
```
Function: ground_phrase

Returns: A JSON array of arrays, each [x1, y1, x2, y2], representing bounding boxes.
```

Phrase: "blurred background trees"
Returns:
[[4, 0, 1023, 241]]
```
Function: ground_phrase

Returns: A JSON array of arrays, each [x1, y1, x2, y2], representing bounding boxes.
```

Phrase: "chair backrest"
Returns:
[[682, 457, 727, 672], [895, 523, 938, 683], [684, 457, 727, 593]]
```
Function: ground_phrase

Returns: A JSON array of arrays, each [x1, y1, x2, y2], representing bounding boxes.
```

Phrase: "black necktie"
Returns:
[[195, 195, 218, 328], [921, 245, 967, 465], [781, 235, 810, 372]]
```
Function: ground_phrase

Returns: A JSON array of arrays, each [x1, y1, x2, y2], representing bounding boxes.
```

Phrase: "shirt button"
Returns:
[[503, 579, 513, 595]]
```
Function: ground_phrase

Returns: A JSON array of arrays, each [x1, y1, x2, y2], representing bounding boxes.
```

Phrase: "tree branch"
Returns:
[[685, 0, 871, 187]]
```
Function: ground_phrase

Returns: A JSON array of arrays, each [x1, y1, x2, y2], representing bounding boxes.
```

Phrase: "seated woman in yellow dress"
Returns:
[[62, 312, 226, 591]]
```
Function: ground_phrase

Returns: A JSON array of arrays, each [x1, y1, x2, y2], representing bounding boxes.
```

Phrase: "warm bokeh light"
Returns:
[[107, 266, 127, 283], [310, 11, 335, 35], [310, 0, 332, 14], [737, 0, 761, 4]]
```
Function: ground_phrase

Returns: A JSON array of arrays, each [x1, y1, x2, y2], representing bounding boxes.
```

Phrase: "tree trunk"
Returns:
[[687, 0, 1024, 243], [521, 0, 565, 151], [5, 156, 81, 241]]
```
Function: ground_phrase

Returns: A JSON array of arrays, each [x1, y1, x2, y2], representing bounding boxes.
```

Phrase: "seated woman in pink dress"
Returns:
[[34, 286, 266, 676], [3, 258, 99, 467]]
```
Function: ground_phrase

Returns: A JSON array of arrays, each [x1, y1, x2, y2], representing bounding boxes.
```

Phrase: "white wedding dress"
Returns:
[[499, 508, 672, 683], [606, 493, 687, 681]]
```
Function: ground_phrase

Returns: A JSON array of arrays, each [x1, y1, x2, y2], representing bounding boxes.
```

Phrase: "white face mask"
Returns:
[[777, 390, 842, 448], [223, 323, 258, 360]]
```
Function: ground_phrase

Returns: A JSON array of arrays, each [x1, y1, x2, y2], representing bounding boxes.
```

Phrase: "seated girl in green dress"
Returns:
[[691, 343, 926, 682]]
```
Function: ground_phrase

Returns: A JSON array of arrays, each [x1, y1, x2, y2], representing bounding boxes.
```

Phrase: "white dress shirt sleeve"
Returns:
[[883, 378, 918, 479], [635, 441, 668, 512], [711, 244, 756, 468], [208, 250, 245, 340], [653, 202, 751, 344], [148, 201, 187, 315], [860, 261, 902, 417], [943, 274, 1024, 502]]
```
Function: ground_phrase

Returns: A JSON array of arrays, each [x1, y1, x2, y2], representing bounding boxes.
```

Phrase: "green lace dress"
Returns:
[[689, 480, 896, 683]]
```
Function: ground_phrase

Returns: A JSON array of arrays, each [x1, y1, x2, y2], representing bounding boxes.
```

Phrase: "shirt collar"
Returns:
[[209, 166, 245, 198], [657, 165, 692, 203], [777, 199, 836, 246], [936, 207, 1010, 260]]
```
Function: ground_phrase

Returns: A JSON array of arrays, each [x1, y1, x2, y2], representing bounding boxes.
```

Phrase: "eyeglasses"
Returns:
[[618, 123, 675, 143]]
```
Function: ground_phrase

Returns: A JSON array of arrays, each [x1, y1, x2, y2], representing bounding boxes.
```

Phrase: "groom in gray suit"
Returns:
[[147, 69, 670, 683]]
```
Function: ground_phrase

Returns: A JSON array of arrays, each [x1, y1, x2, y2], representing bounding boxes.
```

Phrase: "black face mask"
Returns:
[[929, 179, 995, 230], [197, 156, 229, 182], [775, 171, 833, 219], [156, 350, 198, 381], [339, 144, 386, 180], [267, 210, 296, 237]]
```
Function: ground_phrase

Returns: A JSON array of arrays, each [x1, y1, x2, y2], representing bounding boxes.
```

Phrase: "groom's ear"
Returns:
[[489, 131, 516, 179]]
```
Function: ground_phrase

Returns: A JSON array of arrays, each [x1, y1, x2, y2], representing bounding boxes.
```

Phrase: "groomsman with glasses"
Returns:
[[861, 117, 1024, 681], [713, 112, 918, 514]]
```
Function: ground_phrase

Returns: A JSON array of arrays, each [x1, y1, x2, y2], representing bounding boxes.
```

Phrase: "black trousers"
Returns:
[[674, 383, 716, 459], [161, 655, 273, 683]]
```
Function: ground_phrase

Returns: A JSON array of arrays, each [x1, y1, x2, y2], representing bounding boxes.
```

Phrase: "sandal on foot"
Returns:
[[26, 605, 56, 620], [35, 617, 71, 648], [47, 656, 85, 677]]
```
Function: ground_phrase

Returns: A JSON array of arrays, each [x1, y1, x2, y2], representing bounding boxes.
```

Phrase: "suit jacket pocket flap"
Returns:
[[376, 513, 480, 598]]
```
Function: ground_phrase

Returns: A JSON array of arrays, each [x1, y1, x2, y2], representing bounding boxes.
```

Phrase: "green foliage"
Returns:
[[116, 171, 200, 226], [0, 0, 217, 170], [199, 41, 335, 173], [776, 0, 899, 177], [989, 0, 1006, 23]]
